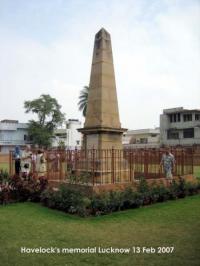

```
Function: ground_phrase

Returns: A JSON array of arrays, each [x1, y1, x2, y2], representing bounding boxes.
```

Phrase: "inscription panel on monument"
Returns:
[[86, 134, 99, 149]]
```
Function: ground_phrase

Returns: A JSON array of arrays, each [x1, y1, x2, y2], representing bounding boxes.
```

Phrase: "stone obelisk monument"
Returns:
[[79, 28, 126, 149]]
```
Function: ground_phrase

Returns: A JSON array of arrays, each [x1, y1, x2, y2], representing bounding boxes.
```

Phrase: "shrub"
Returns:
[[121, 188, 143, 208], [90, 189, 145, 215], [91, 192, 111, 215], [13, 175, 48, 202], [131, 192, 144, 207], [0, 169, 10, 204], [196, 178, 200, 190], [168, 178, 187, 199], [121, 187, 136, 209], [40, 188, 57, 208], [75, 197, 91, 217], [109, 191, 123, 211], [0, 186, 10, 204], [0, 174, 48, 204], [0, 169, 9, 183], [137, 177, 149, 193], [150, 185, 170, 203], [41, 185, 91, 217], [137, 178, 152, 205], [185, 182, 199, 196]]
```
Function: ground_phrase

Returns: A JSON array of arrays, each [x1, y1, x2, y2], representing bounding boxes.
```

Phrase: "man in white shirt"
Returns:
[[160, 147, 175, 179]]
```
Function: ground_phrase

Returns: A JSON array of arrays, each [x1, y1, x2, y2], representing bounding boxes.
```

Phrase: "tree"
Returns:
[[78, 86, 89, 117], [24, 94, 65, 148]]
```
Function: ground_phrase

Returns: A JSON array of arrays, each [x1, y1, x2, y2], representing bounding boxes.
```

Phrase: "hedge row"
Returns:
[[1, 168, 200, 217], [40, 177, 200, 217]]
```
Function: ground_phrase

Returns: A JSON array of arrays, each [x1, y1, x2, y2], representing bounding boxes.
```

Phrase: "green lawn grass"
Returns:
[[0, 196, 200, 266]]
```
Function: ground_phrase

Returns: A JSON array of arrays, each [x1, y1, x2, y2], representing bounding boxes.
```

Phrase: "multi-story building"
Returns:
[[0, 118, 82, 153], [160, 107, 200, 146], [123, 128, 160, 149], [0, 120, 31, 153], [53, 119, 82, 149]]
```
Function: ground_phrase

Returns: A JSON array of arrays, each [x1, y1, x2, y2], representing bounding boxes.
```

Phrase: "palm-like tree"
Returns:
[[78, 86, 89, 117]]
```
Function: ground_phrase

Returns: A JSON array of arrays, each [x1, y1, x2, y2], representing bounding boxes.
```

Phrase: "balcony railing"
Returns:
[[0, 140, 32, 145]]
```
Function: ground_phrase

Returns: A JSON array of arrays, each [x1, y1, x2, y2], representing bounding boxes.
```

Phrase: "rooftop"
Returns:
[[1, 119, 19, 123], [163, 107, 200, 114], [125, 128, 160, 135]]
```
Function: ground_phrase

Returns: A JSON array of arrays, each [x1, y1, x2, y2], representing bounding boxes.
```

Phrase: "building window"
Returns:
[[169, 113, 180, 123], [24, 135, 33, 141], [76, 140, 80, 145], [167, 130, 179, 139], [195, 114, 200, 120], [183, 114, 192, 122], [183, 128, 194, 138], [140, 138, 148, 144]]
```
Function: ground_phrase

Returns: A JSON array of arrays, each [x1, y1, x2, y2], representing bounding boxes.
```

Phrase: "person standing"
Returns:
[[21, 145, 32, 177], [160, 147, 175, 180], [36, 149, 47, 177], [14, 146, 21, 175]]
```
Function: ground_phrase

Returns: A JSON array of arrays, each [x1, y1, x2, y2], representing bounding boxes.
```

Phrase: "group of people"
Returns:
[[14, 145, 46, 177]]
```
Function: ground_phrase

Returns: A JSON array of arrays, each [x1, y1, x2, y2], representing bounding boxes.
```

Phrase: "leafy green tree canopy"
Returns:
[[24, 94, 65, 148]]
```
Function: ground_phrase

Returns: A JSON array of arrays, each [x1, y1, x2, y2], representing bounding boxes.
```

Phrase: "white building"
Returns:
[[123, 128, 160, 149], [160, 107, 200, 146], [53, 119, 82, 149], [0, 120, 31, 153]]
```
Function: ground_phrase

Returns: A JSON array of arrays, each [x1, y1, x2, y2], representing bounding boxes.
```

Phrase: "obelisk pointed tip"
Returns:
[[95, 28, 110, 38], [99, 27, 108, 32]]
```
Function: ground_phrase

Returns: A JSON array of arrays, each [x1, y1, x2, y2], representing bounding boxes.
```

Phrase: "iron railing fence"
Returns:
[[8, 147, 196, 185]]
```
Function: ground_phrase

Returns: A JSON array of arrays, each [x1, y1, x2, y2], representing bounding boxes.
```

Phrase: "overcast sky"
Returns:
[[0, 0, 199, 130]]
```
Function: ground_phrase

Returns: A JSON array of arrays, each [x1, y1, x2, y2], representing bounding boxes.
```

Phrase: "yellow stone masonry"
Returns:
[[78, 28, 126, 149]]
